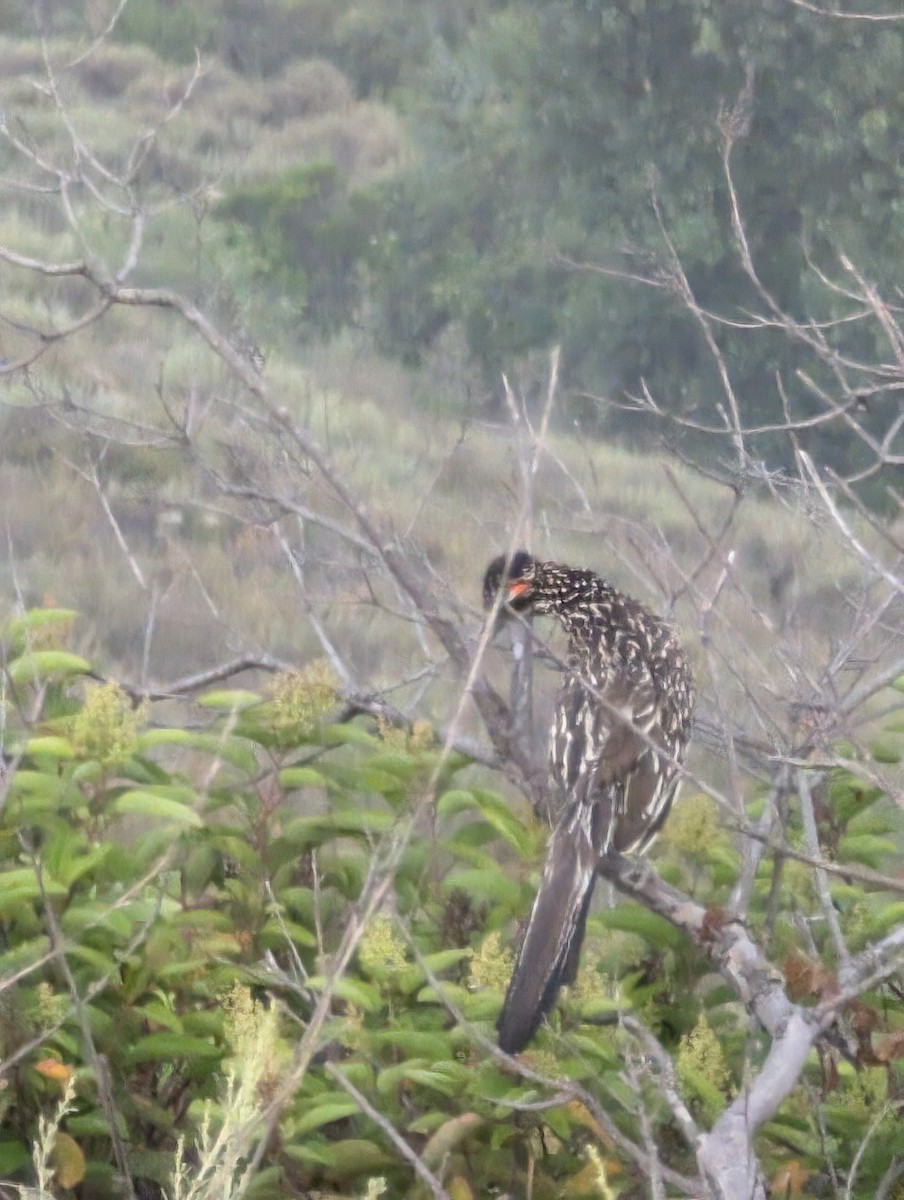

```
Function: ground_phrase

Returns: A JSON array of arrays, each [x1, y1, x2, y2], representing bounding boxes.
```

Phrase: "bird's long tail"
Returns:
[[497, 814, 597, 1054]]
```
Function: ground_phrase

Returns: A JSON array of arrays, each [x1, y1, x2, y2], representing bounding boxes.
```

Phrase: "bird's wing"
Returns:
[[551, 670, 677, 855]]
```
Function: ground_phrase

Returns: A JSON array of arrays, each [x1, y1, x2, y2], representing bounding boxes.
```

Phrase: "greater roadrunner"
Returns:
[[483, 550, 694, 1052]]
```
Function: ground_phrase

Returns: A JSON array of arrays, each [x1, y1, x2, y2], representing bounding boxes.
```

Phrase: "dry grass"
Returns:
[[0, 34, 400, 198], [266, 58, 356, 124], [1, 316, 873, 705]]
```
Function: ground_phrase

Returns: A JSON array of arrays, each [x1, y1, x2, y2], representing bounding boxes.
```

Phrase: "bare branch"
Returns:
[[797, 770, 852, 976], [787, 0, 904, 20], [325, 1062, 453, 1200]]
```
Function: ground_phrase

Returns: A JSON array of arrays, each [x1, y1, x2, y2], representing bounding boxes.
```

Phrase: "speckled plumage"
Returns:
[[483, 552, 694, 1052]]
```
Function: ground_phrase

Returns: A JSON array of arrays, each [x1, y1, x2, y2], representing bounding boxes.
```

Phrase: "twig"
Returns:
[[621, 1017, 700, 1151], [399, 926, 702, 1194], [25, 845, 138, 1200], [796, 770, 851, 977], [325, 1062, 452, 1200]]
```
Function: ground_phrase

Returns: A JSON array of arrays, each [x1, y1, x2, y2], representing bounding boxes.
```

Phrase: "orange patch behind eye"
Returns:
[[507, 580, 531, 599]]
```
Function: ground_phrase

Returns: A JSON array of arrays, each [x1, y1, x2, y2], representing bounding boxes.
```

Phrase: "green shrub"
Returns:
[[3, 608, 904, 1197]]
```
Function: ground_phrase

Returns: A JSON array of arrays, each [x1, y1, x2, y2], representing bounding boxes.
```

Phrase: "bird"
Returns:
[[483, 550, 694, 1053]]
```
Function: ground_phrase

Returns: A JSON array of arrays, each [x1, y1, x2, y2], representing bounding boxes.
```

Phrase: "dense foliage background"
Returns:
[[4, 616, 904, 1199]]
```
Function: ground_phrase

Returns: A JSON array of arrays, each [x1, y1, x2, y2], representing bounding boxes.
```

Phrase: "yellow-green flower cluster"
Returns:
[[268, 660, 337, 737], [571, 958, 610, 1007], [361, 1179, 387, 1200], [409, 719, 435, 751], [71, 682, 143, 768], [836, 1065, 888, 1125], [358, 914, 408, 977], [781, 858, 817, 908], [339, 1004, 368, 1054], [677, 1013, 732, 1118], [222, 983, 280, 1081], [468, 931, 513, 991], [376, 715, 435, 754], [36, 982, 67, 1028], [522, 1046, 560, 1077], [584, 1144, 618, 1200], [660, 792, 724, 857]]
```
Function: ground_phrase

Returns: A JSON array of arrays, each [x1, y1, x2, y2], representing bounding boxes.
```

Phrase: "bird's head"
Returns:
[[482, 550, 538, 614]]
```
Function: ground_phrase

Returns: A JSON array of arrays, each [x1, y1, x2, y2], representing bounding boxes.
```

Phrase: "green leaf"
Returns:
[[366, 750, 420, 778], [50, 1131, 86, 1188], [677, 1059, 727, 1115], [596, 904, 685, 950], [279, 809, 393, 848], [65, 1114, 121, 1141], [445, 822, 506, 856], [136, 999, 184, 1034], [196, 689, 262, 710], [421, 947, 473, 972], [403, 1063, 467, 1096], [562, 1032, 621, 1069], [867, 900, 904, 938], [415, 982, 471, 1008], [837, 834, 896, 867], [43, 830, 110, 888], [126, 1033, 222, 1063], [283, 1138, 390, 1176], [827, 775, 883, 823], [439, 787, 534, 856], [292, 1099, 361, 1136], [846, 805, 900, 838], [457, 990, 504, 1023], [5, 607, 78, 640], [7, 650, 90, 684], [869, 737, 903, 765], [355, 768, 405, 796], [60, 898, 141, 941], [113, 789, 202, 828], [436, 788, 477, 815], [0, 935, 50, 977], [539, 1104, 574, 1140], [277, 765, 327, 790], [133, 724, 206, 744], [260, 916, 317, 948], [576, 995, 626, 1024], [397, 948, 472, 994], [406, 1111, 449, 1135], [123, 1149, 178, 1188], [6, 768, 68, 810], [306, 975, 382, 1013], [370, 1029, 451, 1060], [376, 1058, 430, 1096], [320, 723, 381, 748], [470, 787, 535, 854], [0, 1140, 29, 1176], [0, 868, 63, 912], [72, 761, 103, 785], [236, 1165, 284, 1198], [66, 944, 119, 974], [442, 867, 521, 907], [23, 735, 76, 759], [420, 1108, 482, 1166], [136, 728, 259, 772]]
